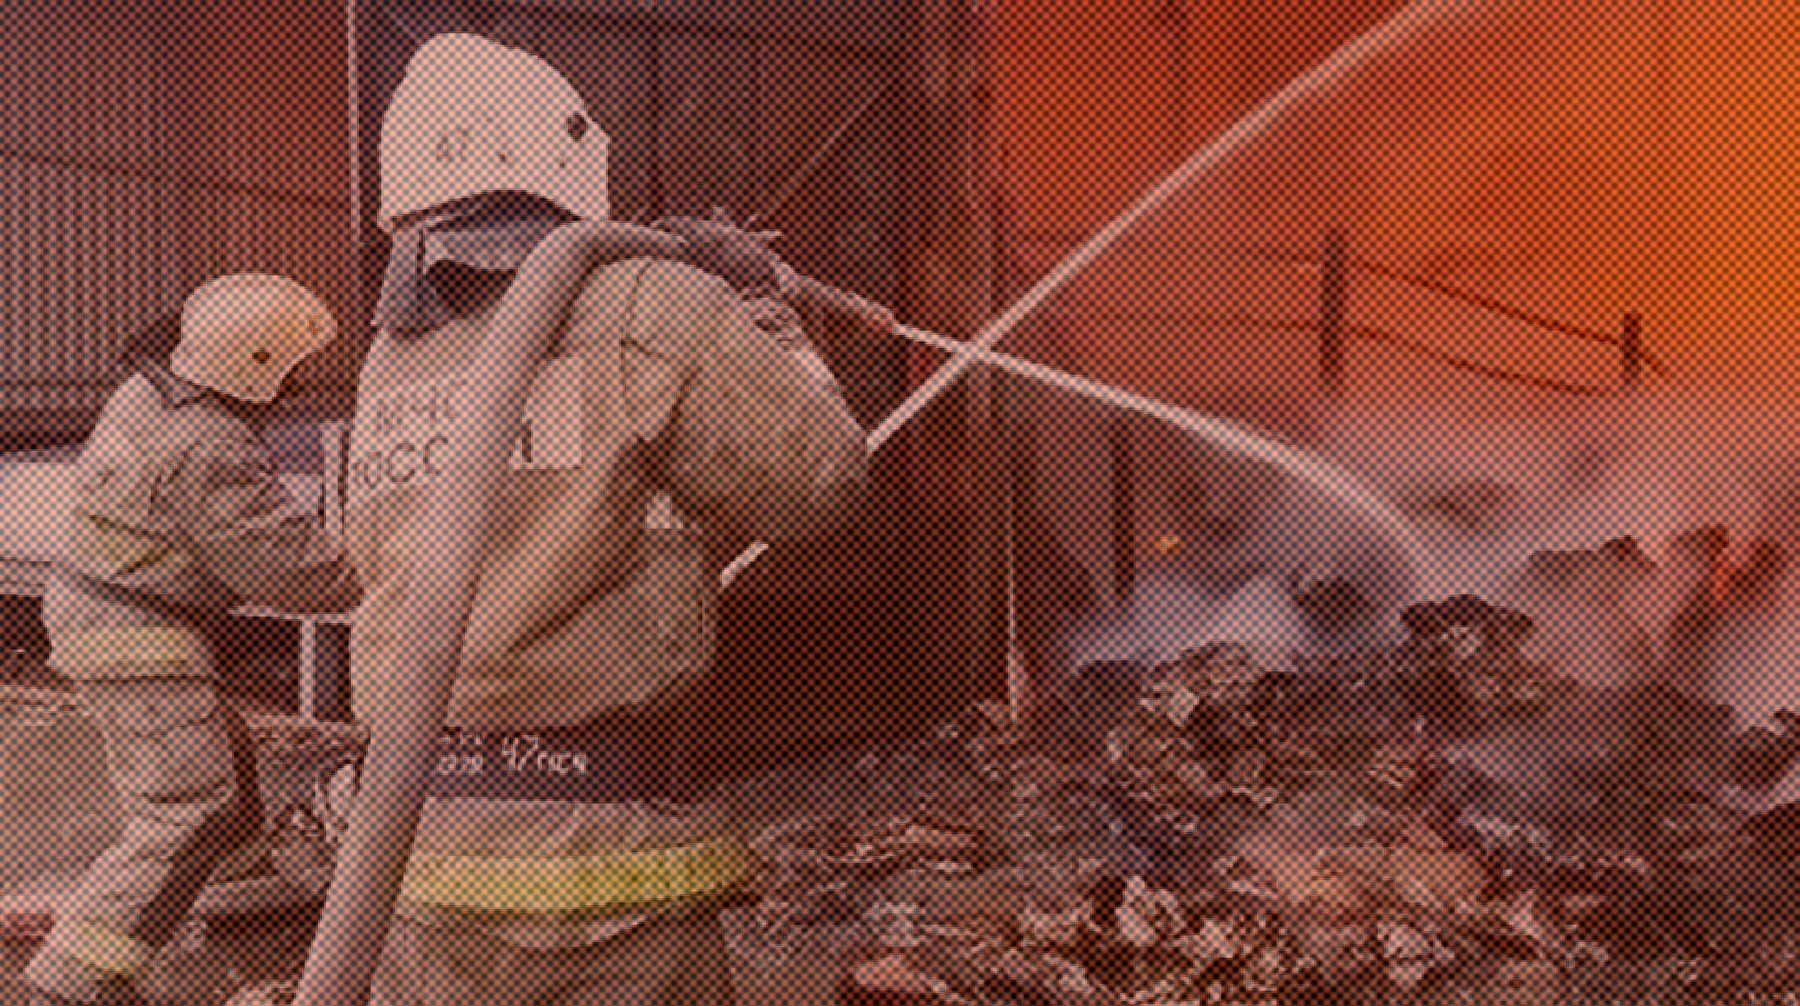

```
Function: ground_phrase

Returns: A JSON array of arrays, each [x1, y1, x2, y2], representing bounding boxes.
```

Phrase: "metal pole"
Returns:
[[1620, 311, 1645, 391], [1318, 228, 1350, 397]]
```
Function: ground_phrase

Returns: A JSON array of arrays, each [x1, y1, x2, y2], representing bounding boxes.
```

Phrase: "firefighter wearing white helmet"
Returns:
[[171, 273, 336, 403], [24, 275, 360, 1006], [347, 32, 866, 1006]]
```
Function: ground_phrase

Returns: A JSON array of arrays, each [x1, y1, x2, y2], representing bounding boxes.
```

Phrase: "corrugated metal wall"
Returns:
[[1, 1, 352, 446], [2, 2, 199, 433], [0, 161, 183, 418]]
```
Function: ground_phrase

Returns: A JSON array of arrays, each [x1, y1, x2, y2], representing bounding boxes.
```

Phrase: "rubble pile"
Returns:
[[61, 586, 1794, 1006], [748, 596, 1800, 1005]]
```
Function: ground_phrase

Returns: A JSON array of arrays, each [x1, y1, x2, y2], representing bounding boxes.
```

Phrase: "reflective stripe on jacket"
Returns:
[[47, 920, 154, 978], [50, 624, 212, 673], [401, 835, 754, 912]]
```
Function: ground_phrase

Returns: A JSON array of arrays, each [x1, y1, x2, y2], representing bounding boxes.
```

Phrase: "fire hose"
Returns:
[[292, 220, 686, 1006], [295, 0, 1461, 1000]]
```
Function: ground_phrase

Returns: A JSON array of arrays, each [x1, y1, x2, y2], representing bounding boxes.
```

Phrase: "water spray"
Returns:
[[728, 0, 1473, 589], [887, 320, 1431, 580], [869, 0, 1470, 450]]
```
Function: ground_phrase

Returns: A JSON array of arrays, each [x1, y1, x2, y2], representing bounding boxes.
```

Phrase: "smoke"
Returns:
[[1069, 574, 1309, 670], [1313, 387, 1793, 688], [1048, 384, 1800, 730], [1323, 392, 1666, 597], [1064, 575, 1228, 667], [1698, 444, 1800, 729]]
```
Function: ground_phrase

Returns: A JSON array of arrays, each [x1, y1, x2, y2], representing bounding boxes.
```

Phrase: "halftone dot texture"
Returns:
[[5, 1, 1800, 1004]]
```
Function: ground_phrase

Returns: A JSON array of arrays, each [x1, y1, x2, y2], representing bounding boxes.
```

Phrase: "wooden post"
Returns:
[[1317, 228, 1350, 397], [909, 0, 1007, 719], [1620, 312, 1645, 391]]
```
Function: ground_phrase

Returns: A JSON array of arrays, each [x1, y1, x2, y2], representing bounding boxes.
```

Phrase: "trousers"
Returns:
[[369, 905, 735, 1006], [23, 673, 261, 1003]]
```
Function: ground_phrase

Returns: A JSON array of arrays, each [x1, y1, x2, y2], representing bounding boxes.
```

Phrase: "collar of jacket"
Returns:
[[372, 193, 575, 335], [137, 358, 211, 409]]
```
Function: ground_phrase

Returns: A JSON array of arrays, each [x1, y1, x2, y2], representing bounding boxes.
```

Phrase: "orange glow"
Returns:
[[995, 0, 1800, 416]]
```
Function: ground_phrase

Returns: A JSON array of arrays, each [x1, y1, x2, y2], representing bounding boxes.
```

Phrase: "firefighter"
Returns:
[[347, 33, 866, 1005], [24, 274, 362, 1006]]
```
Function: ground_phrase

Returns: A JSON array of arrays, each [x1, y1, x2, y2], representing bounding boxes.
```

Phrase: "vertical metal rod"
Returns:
[[1620, 312, 1645, 391], [1317, 227, 1350, 398]]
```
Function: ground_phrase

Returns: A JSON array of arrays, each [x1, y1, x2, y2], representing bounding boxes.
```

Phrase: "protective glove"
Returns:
[[654, 210, 786, 294]]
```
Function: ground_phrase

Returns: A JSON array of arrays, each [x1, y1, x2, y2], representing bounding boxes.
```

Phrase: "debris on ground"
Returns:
[[742, 591, 1800, 1005], [9, 574, 1800, 1005]]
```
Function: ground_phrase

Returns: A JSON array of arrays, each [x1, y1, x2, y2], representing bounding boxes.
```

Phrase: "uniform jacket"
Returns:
[[44, 362, 360, 676], [344, 257, 866, 731], [342, 256, 866, 942]]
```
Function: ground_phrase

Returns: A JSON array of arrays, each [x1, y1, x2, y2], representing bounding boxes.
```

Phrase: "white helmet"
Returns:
[[172, 274, 336, 403], [378, 33, 610, 233]]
